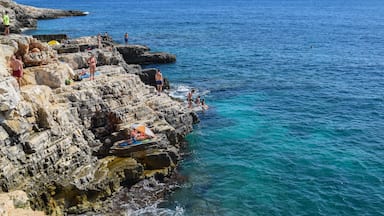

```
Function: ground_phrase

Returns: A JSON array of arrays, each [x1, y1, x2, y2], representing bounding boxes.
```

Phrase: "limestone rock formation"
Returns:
[[0, 77, 20, 111], [0, 32, 197, 214], [0, 190, 45, 216], [23, 62, 74, 88], [117, 45, 176, 65], [0, 34, 57, 67]]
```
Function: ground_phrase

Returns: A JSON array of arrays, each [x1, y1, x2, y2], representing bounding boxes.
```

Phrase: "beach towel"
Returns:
[[80, 71, 101, 79]]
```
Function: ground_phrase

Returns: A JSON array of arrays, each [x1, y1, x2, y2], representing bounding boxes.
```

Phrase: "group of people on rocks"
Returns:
[[4, 20, 207, 110], [187, 89, 208, 110]]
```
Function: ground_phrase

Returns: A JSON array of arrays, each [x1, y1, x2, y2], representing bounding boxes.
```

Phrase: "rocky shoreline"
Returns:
[[0, 1, 197, 215]]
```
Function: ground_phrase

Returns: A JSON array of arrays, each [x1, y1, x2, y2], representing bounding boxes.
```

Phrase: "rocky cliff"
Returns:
[[0, 32, 197, 215], [0, 0, 86, 34]]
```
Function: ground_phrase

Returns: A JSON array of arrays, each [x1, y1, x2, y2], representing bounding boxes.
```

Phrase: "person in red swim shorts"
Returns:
[[10, 55, 23, 89]]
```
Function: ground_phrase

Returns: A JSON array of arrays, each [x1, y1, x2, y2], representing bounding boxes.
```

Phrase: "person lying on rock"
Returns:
[[130, 128, 151, 141]]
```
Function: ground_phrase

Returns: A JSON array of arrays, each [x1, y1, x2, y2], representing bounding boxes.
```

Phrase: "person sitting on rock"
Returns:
[[80, 68, 87, 76], [195, 95, 201, 105], [187, 89, 195, 108], [201, 98, 209, 111]]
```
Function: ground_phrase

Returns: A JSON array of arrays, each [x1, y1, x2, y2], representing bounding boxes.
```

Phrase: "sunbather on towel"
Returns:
[[131, 129, 150, 141]]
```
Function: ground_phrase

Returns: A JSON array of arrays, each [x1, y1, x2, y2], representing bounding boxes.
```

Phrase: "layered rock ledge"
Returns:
[[117, 45, 176, 65], [0, 32, 196, 215]]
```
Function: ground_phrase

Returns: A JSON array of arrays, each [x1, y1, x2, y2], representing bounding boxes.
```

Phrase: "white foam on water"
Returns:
[[125, 203, 185, 216], [169, 84, 192, 100], [169, 84, 211, 101]]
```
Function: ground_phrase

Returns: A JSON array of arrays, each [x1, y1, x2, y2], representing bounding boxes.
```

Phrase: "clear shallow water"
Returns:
[[18, 0, 384, 215]]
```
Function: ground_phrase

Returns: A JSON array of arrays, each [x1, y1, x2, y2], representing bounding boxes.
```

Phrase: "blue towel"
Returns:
[[119, 141, 129, 147], [80, 71, 101, 79]]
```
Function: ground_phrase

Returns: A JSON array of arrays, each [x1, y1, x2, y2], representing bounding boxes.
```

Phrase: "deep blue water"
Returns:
[[18, 0, 384, 215]]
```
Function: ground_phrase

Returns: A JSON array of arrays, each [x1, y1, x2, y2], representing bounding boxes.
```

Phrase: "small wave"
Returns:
[[169, 84, 192, 100], [169, 84, 210, 101], [126, 203, 185, 216]]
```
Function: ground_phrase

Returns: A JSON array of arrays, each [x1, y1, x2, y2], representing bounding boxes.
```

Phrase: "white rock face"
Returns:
[[23, 62, 74, 88], [0, 41, 20, 112], [0, 77, 20, 112], [0, 44, 15, 77]]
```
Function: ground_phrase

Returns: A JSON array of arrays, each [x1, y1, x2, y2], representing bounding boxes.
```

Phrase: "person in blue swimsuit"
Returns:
[[124, 32, 129, 45]]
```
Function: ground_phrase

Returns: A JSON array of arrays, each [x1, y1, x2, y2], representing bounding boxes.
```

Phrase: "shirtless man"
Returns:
[[87, 53, 97, 80], [155, 69, 163, 96], [187, 89, 195, 108], [10, 55, 23, 89]]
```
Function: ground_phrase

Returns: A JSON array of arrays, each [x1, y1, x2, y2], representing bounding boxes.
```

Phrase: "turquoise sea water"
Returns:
[[18, 0, 384, 215]]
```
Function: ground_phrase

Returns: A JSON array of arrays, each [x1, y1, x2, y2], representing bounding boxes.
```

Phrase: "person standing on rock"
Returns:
[[97, 33, 102, 49], [124, 32, 129, 45], [87, 53, 97, 80], [195, 95, 201, 105], [10, 55, 23, 89], [2, 11, 10, 35], [155, 69, 163, 96], [187, 89, 195, 108]]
